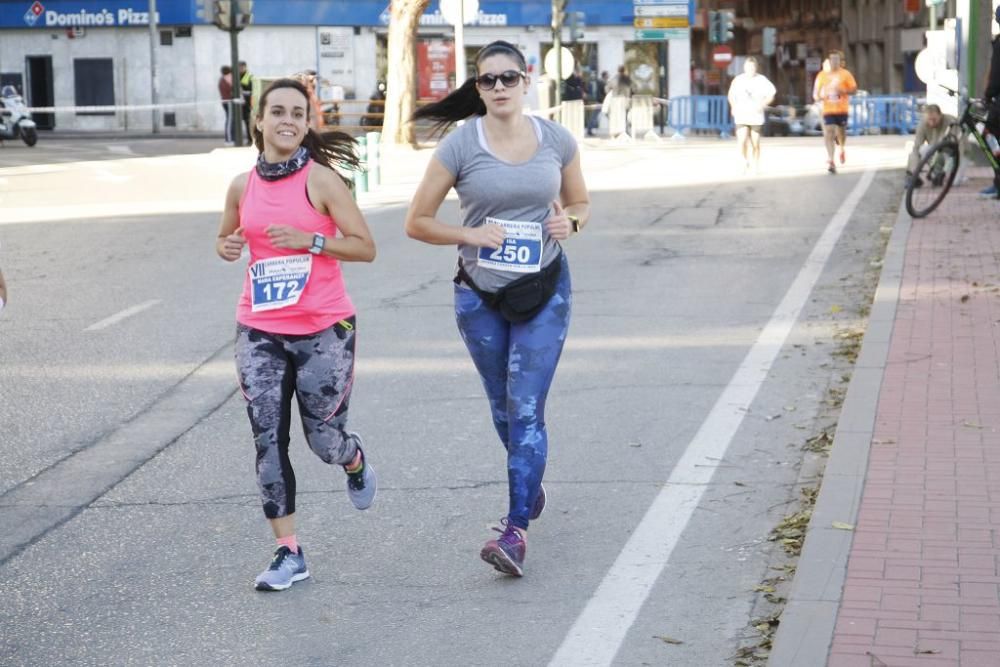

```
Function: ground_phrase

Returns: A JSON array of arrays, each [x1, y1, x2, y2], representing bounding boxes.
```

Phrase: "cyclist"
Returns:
[[905, 104, 957, 189], [812, 50, 857, 174]]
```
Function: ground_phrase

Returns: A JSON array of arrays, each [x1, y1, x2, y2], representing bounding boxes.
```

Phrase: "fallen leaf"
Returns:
[[914, 648, 941, 655], [963, 420, 984, 429], [960, 294, 970, 303], [734, 481, 747, 487], [754, 584, 776, 593], [830, 305, 842, 314], [764, 414, 782, 422], [832, 521, 855, 531], [653, 635, 683, 645]]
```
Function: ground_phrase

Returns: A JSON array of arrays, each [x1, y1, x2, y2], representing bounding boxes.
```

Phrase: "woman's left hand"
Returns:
[[546, 200, 572, 241], [266, 224, 311, 250]]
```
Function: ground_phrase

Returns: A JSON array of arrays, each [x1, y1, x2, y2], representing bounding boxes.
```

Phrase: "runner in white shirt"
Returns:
[[727, 57, 777, 174]]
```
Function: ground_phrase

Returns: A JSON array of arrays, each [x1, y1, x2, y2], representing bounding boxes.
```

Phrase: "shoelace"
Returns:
[[346, 464, 365, 490], [492, 518, 523, 547], [270, 547, 293, 570]]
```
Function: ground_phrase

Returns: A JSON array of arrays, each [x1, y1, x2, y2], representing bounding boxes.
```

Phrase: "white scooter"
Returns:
[[0, 85, 38, 147]]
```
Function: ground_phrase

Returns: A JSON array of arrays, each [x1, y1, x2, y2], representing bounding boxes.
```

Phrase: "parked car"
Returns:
[[763, 105, 805, 137]]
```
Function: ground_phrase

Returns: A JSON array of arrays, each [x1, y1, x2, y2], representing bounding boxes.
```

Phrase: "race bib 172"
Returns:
[[249, 254, 312, 312]]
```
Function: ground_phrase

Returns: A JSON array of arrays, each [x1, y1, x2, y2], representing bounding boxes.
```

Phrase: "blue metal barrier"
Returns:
[[848, 95, 918, 135], [668, 95, 734, 137]]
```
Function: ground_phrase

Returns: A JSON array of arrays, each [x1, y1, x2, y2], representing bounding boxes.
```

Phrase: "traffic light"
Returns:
[[719, 10, 735, 43], [708, 10, 720, 44], [568, 11, 586, 42], [213, 0, 253, 31], [551, 0, 566, 33]]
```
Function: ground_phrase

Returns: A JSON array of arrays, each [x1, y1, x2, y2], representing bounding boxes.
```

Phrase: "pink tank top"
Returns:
[[236, 160, 355, 335]]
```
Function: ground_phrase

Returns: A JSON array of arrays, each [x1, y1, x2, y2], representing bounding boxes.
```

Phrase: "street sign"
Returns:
[[711, 45, 733, 68], [543, 46, 575, 80], [634, 28, 688, 41], [634, 16, 688, 29], [634, 4, 687, 17]]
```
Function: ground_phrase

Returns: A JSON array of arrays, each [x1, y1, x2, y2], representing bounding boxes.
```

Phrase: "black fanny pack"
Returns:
[[455, 255, 562, 323]]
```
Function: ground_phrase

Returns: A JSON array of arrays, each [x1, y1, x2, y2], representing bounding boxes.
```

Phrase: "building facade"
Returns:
[[691, 0, 948, 104], [0, 0, 690, 133]]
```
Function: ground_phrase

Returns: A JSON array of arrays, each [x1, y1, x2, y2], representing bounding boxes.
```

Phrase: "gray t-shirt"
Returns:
[[434, 115, 578, 292]]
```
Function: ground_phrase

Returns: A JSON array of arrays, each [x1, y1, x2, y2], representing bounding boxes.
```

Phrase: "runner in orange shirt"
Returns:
[[812, 50, 857, 174]]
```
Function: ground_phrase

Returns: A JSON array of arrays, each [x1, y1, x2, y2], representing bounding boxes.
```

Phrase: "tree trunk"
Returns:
[[383, 0, 431, 145]]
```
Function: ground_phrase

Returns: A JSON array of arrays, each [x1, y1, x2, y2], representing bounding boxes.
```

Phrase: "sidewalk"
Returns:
[[771, 170, 1000, 666]]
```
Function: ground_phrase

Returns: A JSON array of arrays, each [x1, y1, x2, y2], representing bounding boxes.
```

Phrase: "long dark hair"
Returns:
[[411, 40, 528, 133], [253, 78, 360, 187]]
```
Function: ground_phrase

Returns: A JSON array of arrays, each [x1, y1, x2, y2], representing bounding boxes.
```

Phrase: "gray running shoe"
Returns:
[[254, 546, 309, 592], [345, 433, 377, 510], [529, 483, 546, 521]]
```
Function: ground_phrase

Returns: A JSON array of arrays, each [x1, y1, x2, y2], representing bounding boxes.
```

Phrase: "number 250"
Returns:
[[490, 244, 530, 264]]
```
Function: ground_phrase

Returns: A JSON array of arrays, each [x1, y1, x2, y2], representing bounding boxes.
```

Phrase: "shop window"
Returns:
[[73, 58, 114, 115], [160, 30, 173, 46]]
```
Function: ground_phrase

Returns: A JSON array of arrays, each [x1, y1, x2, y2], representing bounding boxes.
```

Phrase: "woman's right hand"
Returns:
[[218, 227, 246, 261], [465, 223, 505, 250]]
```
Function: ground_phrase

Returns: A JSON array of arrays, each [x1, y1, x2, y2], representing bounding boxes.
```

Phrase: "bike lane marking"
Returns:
[[548, 168, 878, 667]]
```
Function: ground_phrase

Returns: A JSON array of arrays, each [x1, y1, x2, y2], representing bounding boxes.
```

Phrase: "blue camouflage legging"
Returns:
[[455, 254, 572, 530], [235, 318, 359, 519]]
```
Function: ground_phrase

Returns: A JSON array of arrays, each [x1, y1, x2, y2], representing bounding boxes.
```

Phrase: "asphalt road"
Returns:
[[0, 134, 907, 666]]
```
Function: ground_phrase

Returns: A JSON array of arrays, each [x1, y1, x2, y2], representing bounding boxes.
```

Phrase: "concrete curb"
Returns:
[[768, 198, 912, 665]]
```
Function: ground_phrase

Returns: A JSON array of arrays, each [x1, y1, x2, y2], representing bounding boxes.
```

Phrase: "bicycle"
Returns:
[[904, 88, 1000, 218]]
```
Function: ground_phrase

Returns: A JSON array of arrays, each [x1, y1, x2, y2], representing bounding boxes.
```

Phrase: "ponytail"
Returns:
[[303, 129, 360, 188], [411, 77, 486, 135]]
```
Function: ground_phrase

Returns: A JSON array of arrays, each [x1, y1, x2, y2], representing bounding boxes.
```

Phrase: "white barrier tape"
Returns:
[[532, 105, 563, 117], [25, 99, 243, 114]]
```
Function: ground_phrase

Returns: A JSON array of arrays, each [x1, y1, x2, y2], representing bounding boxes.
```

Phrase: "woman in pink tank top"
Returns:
[[215, 78, 378, 592]]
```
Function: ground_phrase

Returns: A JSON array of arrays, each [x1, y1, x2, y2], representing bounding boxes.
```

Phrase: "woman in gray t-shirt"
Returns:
[[405, 40, 590, 577]]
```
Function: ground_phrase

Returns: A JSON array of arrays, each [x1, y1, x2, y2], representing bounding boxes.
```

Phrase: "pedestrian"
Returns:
[[218, 65, 235, 145], [215, 78, 377, 592], [812, 50, 857, 174], [727, 56, 776, 174], [978, 5, 1000, 199], [405, 40, 590, 577], [905, 104, 957, 189], [611, 65, 634, 98], [586, 70, 608, 136], [603, 66, 634, 137], [239, 60, 253, 145], [563, 66, 585, 103]]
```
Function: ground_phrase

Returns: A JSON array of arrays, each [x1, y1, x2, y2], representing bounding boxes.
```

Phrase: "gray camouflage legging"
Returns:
[[235, 318, 359, 519]]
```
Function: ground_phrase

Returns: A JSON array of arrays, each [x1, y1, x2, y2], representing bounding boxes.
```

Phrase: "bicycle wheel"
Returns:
[[905, 139, 960, 218]]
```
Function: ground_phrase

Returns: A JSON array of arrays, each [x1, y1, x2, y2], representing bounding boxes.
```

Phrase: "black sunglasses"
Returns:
[[476, 70, 526, 90]]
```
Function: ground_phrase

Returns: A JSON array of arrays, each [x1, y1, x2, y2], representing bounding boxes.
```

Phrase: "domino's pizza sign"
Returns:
[[24, 1, 45, 26]]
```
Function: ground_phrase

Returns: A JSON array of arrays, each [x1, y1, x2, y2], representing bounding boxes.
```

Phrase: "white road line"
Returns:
[[84, 299, 161, 332], [548, 169, 877, 667]]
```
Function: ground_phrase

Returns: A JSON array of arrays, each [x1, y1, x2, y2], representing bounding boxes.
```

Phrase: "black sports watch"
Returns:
[[568, 215, 581, 234], [308, 233, 326, 255]]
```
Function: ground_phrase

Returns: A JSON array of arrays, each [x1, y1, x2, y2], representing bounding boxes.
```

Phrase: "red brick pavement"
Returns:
[[828, 173, 1000, 667]]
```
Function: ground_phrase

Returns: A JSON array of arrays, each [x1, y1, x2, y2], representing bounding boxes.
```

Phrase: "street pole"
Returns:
[[553, 0, 563, 106], [230, 3, 243, 146], [455, 1, 465, 87], [148, 0, 159, 133]]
